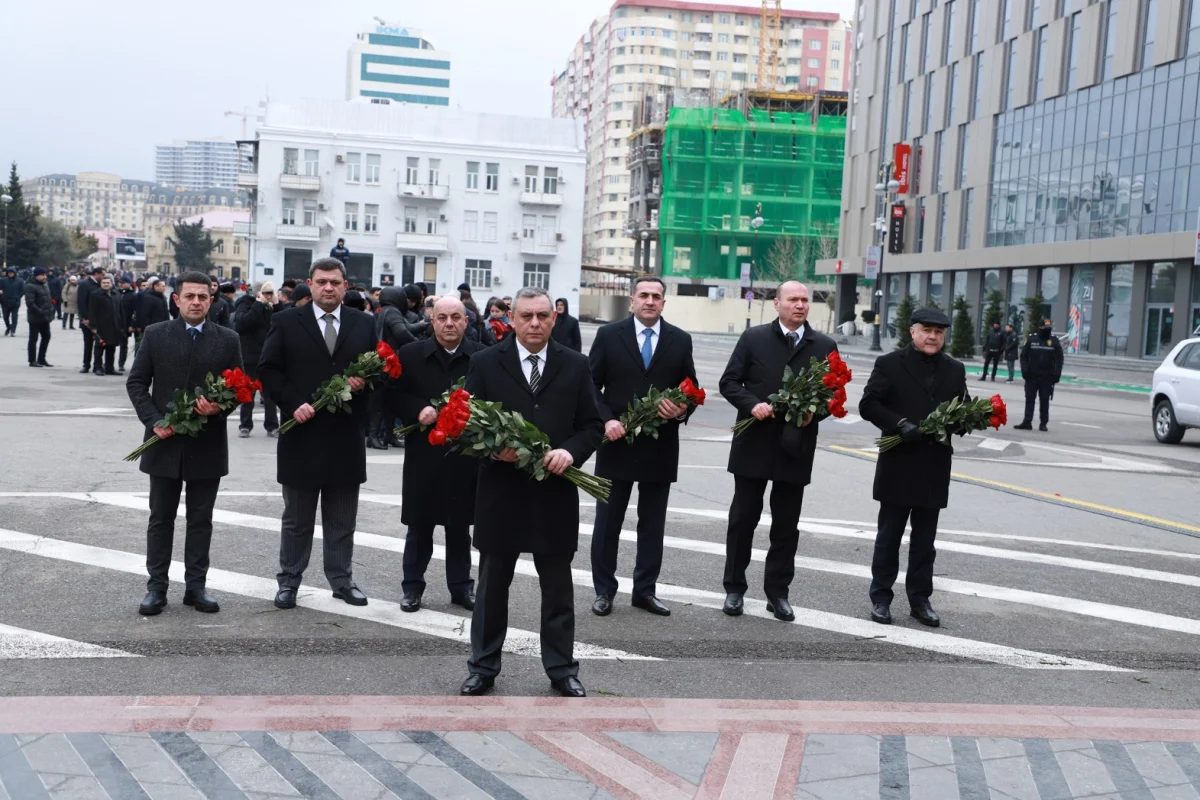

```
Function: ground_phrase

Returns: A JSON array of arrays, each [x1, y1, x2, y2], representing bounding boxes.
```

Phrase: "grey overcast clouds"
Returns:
[[1, 0, 853, 181]]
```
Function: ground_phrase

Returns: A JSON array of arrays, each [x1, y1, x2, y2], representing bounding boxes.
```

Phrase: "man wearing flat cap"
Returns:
[[858, 306, 968, 628]]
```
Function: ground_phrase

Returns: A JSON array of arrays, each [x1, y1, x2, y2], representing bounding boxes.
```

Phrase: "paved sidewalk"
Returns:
[[2, 697, 1199, 799]]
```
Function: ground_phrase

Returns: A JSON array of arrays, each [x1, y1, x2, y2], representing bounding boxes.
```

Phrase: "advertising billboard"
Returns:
[[893, 144, 912, 194], [887, 204, 906, 254], [113, 237, 146, 261]]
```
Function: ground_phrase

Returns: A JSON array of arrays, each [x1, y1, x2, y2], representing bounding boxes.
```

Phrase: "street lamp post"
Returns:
[[869, 171, 900, 352], [0, 194, 12, 268], [747, 203, 764, 331]]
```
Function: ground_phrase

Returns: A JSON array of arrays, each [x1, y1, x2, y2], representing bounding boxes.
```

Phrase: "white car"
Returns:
[[1151, 337, 1200, 444]]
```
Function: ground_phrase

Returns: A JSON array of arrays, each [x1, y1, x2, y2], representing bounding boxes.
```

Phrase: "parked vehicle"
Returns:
[[1151, 337, 1200, 444]]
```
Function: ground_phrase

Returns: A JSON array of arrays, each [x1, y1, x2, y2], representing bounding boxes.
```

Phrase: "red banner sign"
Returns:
[[893, 143, 912, 194]]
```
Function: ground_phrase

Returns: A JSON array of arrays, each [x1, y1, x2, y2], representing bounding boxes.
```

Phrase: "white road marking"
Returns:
[[976, 439, 1012, 452], [683, 435, 734, 443], [63, 494, 1124, 671], [0, 526, 653, 663], [38, 407, 132, 416], [1060, 422, 1104, 429], [0, 623, 140, 660], [831, 413, 863, 425]]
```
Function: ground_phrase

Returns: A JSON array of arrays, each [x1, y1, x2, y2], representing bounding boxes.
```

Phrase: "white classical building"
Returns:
[[241, 99, 586, 302]]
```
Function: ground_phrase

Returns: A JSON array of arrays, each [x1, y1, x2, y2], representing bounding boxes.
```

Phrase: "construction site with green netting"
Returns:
[[658, 100, 847, 286]]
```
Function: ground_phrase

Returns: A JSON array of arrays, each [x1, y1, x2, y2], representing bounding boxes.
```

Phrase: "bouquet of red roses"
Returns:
[[123, 368, 261, 461], [875, 394, 1008, 453], [607, 377, 707, 446], [422, 383, 612, 502], [278, 342, 402, 434], [731, 351, 853, 436]]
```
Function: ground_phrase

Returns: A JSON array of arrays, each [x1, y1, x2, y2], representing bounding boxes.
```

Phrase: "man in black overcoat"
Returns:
[[588, 276, 697, 618], [459, 287, 604, 698], [258, 258, 377, 610], [859, 307, 968, 628], [126, 271, 243, 615], [718, 281, 838, 622], [391, 297, 483, 612]]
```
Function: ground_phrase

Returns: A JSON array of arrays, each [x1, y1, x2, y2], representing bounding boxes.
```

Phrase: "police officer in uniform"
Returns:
[[1014, 318, 1064, 432], [859, 307, 968, 628]]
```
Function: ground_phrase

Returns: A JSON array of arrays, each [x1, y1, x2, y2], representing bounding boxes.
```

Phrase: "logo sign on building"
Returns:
[[893, 144, 912, 194], [113, 237, 146, 261], [887, 204, 906, 255], [865, 246, 881, 280], [374, 25, 412, 36], [835, 259, 842, 273]]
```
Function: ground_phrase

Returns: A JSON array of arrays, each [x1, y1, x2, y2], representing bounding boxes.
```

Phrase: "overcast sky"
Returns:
[[2, 0, 853, 182]]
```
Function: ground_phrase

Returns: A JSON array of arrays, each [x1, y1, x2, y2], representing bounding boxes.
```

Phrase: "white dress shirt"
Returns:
[[313, 302, 341, 335], [515, 339, 548, 385], [635, 318, 662, 359], [779, 321, 807, 343], [185, 320, 206, 336]]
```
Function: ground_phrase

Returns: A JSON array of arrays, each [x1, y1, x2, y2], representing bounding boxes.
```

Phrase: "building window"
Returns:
[[934, 130, 945, 191], [406, 157, 419, 185], [344, 202, 359, 232], [428, 158, 441, 186], [1188, 0, 1200, 55], [960, 188, 974, 249], [921, 12, 932, 72], [525, 165, 539, 192], [968, 0, 980, 52], [809, 39, 822, 49], [830, 58, 840, 69], [482, 212, 498, 242], [283, 148, 298, 175], [899, 24, 910, 80], [916, 196, 927, 252], [281, 198, 296, 225], [523, 262, 551, 290], [924, 72, 936, 133], [403, 206, 417, 234], [485, 163, 499, 192], [807, 57, 821, 68], [463, 210, 479, 240], [947, 61, 960, 124], [969, 54, 982, 118], [832, 39, 841, 51], [902, 80, 913, 139], [1003, 39, 1018, 110], [1064, 12, 1081, 90], [936, 193, 948, 250], [365, 154, 381, 184], [466, 161, 479, 190], [233, 240, 241, 255], [999, 0, 1012, 40], [1101, 1, 1118, 79], [1032, 26, 1047, 101], [304, 150, 319, 177], [957, 124, 969, 188], [943, 0, 957, 64], [544, 167, 559, 194], [1139, 0, 1158, 70], [345, 152, 361, 183], [303, 199, 317, 226], [465, 259, 492, 289], [364, 204, 378, 233], [216, 241, 225, 255], [522, 213, 537, 239], [425, 209, 439, 235]]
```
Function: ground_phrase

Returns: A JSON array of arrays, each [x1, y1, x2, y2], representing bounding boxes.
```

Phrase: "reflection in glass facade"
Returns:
[[1042, 266, 1061, 325], [1105, 264, 1134, 357], [1145, 262, 1176, 357], [1066, 266, 1094, 354], [953, 271, 968, 301], [1009, 268, 1029, 329], [987, 57, 1200, 247], [929, 271, 944, 307]]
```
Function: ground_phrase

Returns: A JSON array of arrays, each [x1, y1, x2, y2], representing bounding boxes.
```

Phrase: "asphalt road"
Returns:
[[1, 320, 1198, 710]]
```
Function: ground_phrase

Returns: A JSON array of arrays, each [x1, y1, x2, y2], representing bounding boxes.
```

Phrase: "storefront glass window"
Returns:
[[929, 271, 945, 308], [886, 274, 903, 336], [1009, 268, 1029, 329], [1066, 265, 1095, 354], [1144, 261, 1177, 357], [1041, 266, 1061, 324], [1105, 263, 1134, 356], [1147, 261, 1177, 303], [953, 271, 968, 300]]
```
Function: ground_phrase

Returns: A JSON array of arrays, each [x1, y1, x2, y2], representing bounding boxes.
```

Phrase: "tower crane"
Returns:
[[757, 0, 783, 91]]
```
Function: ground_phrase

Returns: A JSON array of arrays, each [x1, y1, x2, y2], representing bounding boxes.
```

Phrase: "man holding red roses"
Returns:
[[390, 297, 483, 613], [588, 276, 698, 618], [126, 271, 244, 616], [859, 306, 969, 628]]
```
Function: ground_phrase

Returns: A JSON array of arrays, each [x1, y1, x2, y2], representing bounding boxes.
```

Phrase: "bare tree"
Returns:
[[759, 235, 802, 287]]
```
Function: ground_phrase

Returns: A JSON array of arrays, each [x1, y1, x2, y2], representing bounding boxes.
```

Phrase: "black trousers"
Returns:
[[723, 476, 805, 599], [402, 523, 474, 597], [870, 504, 940, 606], [238, 366, 277, 431], [469, 550, 578, 681], [62, 313, 75, 329], [2, 307, 18, 333], [81, 326, 96, 369], [277, 483, 359, 590], [146, 476, 221, 592], [982, 351, 1001, 379], [117, 335, 129, 370], [591, 480, 670, 599], [27, 321, 50, 363], [95, 342, 115, 372], [1023, 379, 1053, 424]]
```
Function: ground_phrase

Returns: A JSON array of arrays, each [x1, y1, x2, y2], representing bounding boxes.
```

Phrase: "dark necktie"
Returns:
[[527, 354, 541, 393], [785, 331, 799, 349], [187, 327, 198, 343], [322, 313, 337, 356]]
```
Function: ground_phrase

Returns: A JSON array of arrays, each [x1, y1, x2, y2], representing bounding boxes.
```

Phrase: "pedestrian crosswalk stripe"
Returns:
[[0, 623, 139, 660]]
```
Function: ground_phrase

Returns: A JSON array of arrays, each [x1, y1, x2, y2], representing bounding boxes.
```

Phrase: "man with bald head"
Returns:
[[718, 281, 839, 622], [390, 296, 484, 612]]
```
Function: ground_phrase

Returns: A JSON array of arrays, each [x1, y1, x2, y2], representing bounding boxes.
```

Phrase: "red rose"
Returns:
[[828, 401, 848, 418], [428, 430, 448, 446], [822, 372, 839, 388], [376, 341, 395, 361], [833, 386, 847, 403], [989, 414, 1002, 430], [385, 357, 402, 379], [451, 389, 471, 404], [250, 380, 264, 392], [222, 369, 235, 381], [235, 389, 253, 404], [680, 377, 706, 406]]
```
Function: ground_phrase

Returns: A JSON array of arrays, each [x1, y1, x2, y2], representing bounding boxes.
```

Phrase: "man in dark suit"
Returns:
[[718, 281, 838, 622], [258, 258, 377, 610], [588, 277, 697, 618], [859, 307, 968, 628], [77, 266, 105, 374], [551, 298, 582, 352], [459, 287, 604, 698], [391, 297, 483, 612], [126, 271, 244, 616]]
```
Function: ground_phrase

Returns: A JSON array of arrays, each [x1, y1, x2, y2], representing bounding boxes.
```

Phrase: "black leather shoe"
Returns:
[[333, 586, 368, 606], [274, 588, 297, 609], [871, 603, 893, 624], [79, 367, 91, 373], [910, 601, 941, 627], [1014, 421, 1033, 430], [1039, 423, 1049, 432], [400, 593, 422, 613], [766, 597, 795, 622], [450, 589, 475, 611], [37, 361, 52, 367], [632, 595, 671, 616], [460, 674, 494, 696], [386, 432, 404, 448], [28, 362, 43, 368], [366, 435, 388, 450], [550, 676, 587, 698], [182, 588, 220, 613], [723, 592, 744, 616], [139, 591, 167, 616], [591, 595, 613, 616]]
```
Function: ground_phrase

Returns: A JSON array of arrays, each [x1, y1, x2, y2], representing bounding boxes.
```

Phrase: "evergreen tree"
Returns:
[[168, 219, 217, 272], [894, 293, 917, 349], [3, 162, 41, 267], [1023, 292, 1047, 335], [950, 295, 976, 358], [982, 288, 1005, 329]]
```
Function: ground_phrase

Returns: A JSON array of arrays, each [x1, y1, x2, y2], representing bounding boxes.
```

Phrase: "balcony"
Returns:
[[694, 22, 713, 35], [236, 173, 258, 189], [692, 59, 712, 71], [397, 182, 450, 201], [519, 191, 565, 207], [395, 231, 448, 252], [275, 224, 320, 241], [280, 172, 321, 191], [232, 221, 255, 237], [519, 238, 559, 257]]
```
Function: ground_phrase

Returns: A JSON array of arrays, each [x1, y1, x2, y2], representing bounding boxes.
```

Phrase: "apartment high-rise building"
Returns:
[[552, 0, 851, 271], [825, 0, 1200, 360], [346, 22, 451, 106], [155, 139, 239, 189]]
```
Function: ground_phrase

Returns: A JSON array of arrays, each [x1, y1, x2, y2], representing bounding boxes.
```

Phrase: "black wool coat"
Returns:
[[90, 289, 125, 344], [390, 337, 484, 528], [233, 295, 276, 368], [465, 336, 604, 554], [258, 304, 378, 489], [126, 319, 244, 481], [551, 312, 583, 352], [719, 322, 839, 486], [859, 346, 969, 509], [138, 291, 171, 328], [589, 317, 697, 483]]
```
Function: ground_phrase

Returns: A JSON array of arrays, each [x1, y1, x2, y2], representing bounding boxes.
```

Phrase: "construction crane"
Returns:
[[224, 108, 250, 139], [757, 0, 783, 91]]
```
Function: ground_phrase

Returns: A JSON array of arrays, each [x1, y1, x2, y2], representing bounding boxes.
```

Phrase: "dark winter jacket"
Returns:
[[90, 289, 125, 344], [1003, 330, 1021, 360], [138, 289, 171, 328], [0, 276, 25, 310], [983, 326, 1006, 353], [1020, 330, 1065, 382], [120, 288, 139, 332], [329, 245, 351, 265], [376, 287, 428, 349], [206, 294, 232, 328], [24, 279, 54, 324], [48, 276, 64, 302], [551, 297, 583, 352], [232, 293, 277, 368]]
